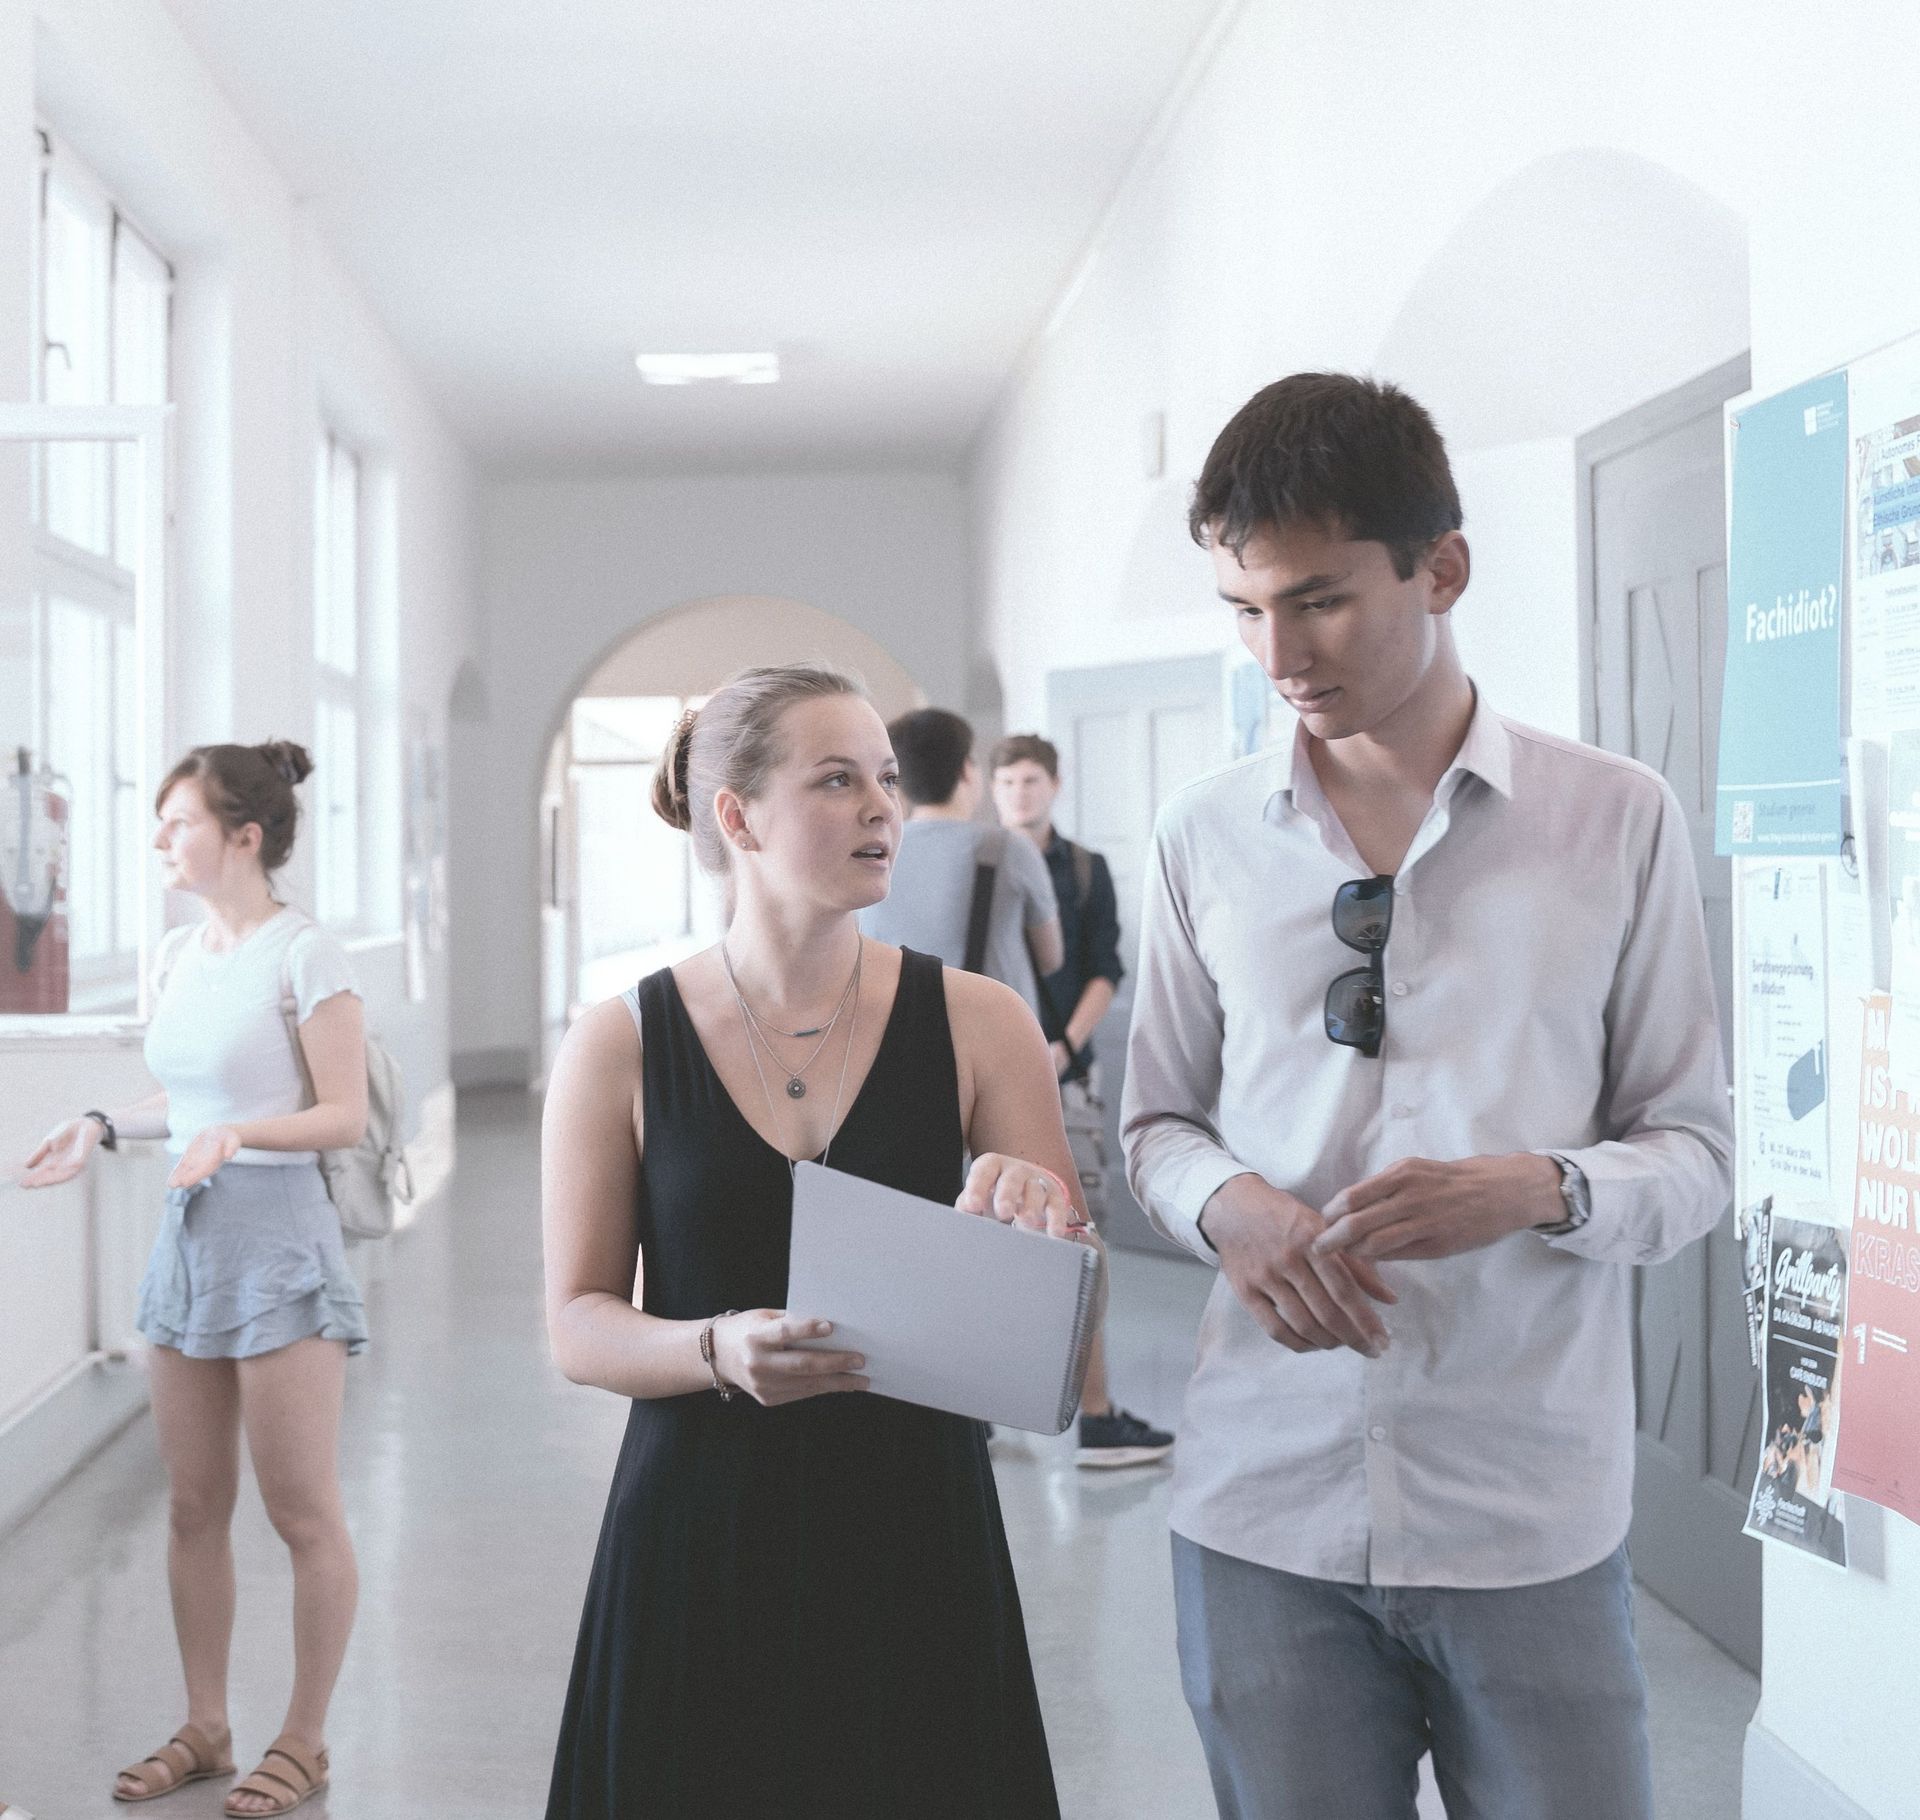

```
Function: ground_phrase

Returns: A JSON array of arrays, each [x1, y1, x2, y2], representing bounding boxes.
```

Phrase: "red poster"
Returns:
[[1833, 993, 1920, 1525]]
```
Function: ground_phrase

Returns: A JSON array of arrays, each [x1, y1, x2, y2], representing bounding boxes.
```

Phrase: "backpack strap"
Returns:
[[278, 933, 316, 1106], [151, 923, 196, 1000], [963, 827, 1007, 975]]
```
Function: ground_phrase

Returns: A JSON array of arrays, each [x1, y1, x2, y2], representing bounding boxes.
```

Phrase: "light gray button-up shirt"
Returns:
[[1121, 697, 1733, 1588]]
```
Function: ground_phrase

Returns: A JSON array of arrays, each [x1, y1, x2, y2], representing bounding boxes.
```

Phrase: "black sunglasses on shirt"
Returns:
[[1325, 875, 1393, 1058]]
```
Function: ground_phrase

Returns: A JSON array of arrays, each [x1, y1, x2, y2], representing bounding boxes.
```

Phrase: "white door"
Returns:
[[1587, 354, 1759, 1672], [1048, 653, 1229, 1255]]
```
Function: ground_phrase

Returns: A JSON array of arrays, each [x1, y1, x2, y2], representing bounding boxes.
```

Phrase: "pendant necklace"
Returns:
[[722, 933, 861, 1100], [731, 940, 863, 1172]]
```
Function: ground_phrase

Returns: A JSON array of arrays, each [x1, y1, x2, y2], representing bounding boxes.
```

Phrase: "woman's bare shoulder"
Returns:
[[938, 964, 1042, 1049], [548, 994, 644, 1099]]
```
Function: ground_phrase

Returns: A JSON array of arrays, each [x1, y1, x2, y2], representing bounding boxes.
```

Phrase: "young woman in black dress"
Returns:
[[541, 664, 1101, 1818]]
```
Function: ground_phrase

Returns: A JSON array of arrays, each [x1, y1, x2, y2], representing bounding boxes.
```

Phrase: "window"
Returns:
[[312, 432, 401, 937], [314, 434, 360, 927], [3, 131, 170, 1016], [568, 695, 719, 1006]]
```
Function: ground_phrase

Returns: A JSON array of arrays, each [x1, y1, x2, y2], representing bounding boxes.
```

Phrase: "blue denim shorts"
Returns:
[[136, 1163, 370, 1360]]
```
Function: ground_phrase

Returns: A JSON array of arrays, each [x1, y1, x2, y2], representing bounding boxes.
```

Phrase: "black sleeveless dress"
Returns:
[[546, 949, 1060, 1819]]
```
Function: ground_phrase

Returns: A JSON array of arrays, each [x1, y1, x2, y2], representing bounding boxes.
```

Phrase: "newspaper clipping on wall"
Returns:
[[1740, 860, 1832, 1200], [1848, 333, 1920, 740]]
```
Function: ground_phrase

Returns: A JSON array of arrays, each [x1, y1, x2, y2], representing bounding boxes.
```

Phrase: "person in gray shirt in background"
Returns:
[[859, 707, 1063, 1007]]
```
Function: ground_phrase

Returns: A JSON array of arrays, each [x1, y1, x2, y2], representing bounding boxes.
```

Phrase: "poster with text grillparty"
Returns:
[[1743, 1209, 1850, 1566], [1833, 994, 1920, 1526]]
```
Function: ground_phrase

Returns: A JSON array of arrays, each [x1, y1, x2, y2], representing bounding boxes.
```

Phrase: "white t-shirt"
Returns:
[[143, 907, 361, 1165]]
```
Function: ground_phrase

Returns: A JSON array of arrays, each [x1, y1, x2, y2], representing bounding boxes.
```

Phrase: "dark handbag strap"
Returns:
[[963, 828, 1006, 974]]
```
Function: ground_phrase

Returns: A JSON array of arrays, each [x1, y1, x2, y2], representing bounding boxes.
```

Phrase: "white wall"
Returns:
[[580, 595, 926, 721], [0, 0, 480, 1429], [967, 3, 1919, 1815], [459, 468, 968, 1075]]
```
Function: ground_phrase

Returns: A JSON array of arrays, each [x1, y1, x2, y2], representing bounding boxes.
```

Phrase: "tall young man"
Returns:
[[1121, 374, 1733, 1820], [992, 734, 1174, 1469]]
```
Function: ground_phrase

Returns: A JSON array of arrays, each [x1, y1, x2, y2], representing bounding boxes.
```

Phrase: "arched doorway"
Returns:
[[535, 596, 924, 1077]]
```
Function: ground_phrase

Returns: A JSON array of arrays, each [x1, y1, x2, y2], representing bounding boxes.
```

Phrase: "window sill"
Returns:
[[0, 1015, 148, 1052]]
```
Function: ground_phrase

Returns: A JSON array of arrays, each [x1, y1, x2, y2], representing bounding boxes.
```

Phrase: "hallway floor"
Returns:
[[0, 1090, 1756, 1818]]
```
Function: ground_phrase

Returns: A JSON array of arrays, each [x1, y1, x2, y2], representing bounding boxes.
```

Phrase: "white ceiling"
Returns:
[[160, 1, 1227, 474]]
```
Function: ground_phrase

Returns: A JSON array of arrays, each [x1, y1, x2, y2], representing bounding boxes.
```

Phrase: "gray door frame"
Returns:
[[1577, 353, 1751, 739], [1579, 351, 1759, 1674]]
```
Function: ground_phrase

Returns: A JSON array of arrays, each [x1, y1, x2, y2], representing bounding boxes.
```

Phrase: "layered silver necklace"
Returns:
[[721, 934, 862, 1100], [724, 936, 864, 1172]]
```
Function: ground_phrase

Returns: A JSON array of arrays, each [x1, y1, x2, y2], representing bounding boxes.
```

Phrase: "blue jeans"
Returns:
[[1172, 1533, 1653, 1820]]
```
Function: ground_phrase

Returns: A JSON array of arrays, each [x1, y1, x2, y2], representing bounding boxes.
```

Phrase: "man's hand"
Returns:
[[1200, 1174, 1397, 1357], [1312, 1153, 1562, 1262], [1049, 1040, 1074, 1079]]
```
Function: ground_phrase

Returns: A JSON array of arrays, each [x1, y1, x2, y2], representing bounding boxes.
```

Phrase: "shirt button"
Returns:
[[1390, 981, 1410, 998], [1368, 1425, 1387, 1442]]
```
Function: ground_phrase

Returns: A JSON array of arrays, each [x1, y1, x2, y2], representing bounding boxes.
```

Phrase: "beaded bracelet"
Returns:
[[699, 1311, 739, 1401]]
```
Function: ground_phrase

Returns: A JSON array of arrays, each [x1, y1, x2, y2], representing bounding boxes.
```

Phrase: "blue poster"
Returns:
[[1716, 372, 1849, 855]]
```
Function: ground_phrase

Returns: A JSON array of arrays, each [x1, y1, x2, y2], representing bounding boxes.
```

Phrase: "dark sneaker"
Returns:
[[1076, 1406, 1174, 1469]]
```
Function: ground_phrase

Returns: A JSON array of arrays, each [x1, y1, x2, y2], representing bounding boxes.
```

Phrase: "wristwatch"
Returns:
[[83, 1109, 118, 1152], [1534, 1153, 1590, 1236]]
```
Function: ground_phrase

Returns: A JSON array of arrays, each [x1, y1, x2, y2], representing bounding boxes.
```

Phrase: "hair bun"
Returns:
[[649, 710, 698, 833], [259, 740, 314, 787]]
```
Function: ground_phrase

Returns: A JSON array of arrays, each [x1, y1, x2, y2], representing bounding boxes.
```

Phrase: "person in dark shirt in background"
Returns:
[[993, 733, 1174, 1470]]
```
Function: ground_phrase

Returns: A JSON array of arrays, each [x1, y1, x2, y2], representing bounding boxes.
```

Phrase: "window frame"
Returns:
[[15, 130, 173, 1019], [313, 430, 363, 931], [0, 403, 172, 1034]]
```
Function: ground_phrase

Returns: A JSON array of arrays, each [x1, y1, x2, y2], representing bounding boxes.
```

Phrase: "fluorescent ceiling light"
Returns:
[[634, 352, 779, 386]]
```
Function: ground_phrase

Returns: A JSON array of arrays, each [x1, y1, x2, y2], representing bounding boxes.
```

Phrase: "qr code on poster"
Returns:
[[1732, 801, 1754, 843]]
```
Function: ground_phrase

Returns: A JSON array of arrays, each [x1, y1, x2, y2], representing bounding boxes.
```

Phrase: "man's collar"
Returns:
[[1446, 689, 1514, 799], [1265, 685, 1512, 821]]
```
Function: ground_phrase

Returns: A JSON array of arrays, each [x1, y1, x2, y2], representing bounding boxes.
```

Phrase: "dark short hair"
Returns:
[[988, 733, 1059, 779], [888, 707, 974, 807], [1189, 373, 1462, 581]]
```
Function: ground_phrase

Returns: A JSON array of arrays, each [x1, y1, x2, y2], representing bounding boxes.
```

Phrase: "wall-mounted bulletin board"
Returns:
[[1720, 332, 1920, 1569]]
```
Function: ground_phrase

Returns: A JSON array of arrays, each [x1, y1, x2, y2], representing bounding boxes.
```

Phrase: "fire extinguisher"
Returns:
[[1, 748, 71, 1014]]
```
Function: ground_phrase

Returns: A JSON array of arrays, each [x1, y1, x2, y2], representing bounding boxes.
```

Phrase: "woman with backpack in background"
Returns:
[[18, 741, 367, 1817]]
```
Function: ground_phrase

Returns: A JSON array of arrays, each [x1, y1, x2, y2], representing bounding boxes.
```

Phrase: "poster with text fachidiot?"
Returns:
[[1715, 371, 1849, 856]]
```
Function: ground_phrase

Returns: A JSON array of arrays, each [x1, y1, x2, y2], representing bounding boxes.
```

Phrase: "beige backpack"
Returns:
[[278, 942, 414, 1240]]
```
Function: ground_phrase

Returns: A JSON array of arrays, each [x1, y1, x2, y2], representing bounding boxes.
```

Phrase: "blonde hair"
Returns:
[[651, 663, 868, 876]]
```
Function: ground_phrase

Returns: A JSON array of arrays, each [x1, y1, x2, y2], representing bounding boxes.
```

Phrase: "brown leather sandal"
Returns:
[[223, 1736, 328, 1817], [112, 1723, 236, 1802]]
